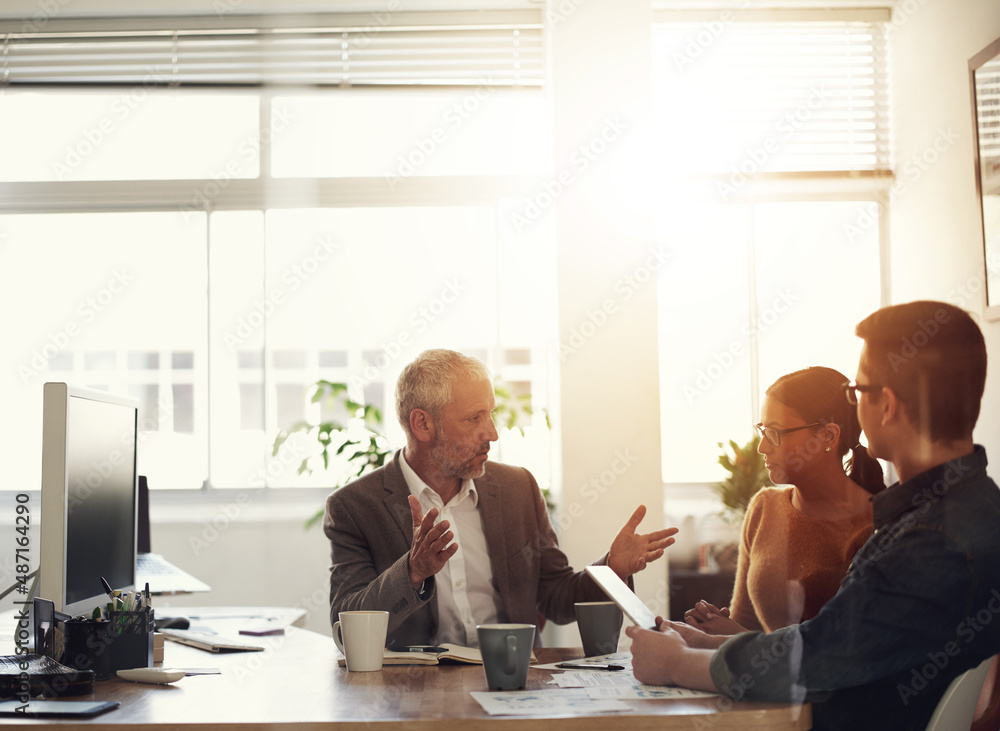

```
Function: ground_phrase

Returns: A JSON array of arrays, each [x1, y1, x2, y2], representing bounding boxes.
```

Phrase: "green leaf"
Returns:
[[335, 440, 358, 456], [711, 433, 772, 519], [304, 507, 325, 531]]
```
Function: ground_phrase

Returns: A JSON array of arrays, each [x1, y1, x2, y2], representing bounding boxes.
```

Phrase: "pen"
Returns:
[[100, 576, 116, 602], [556, 663, 625, 671]]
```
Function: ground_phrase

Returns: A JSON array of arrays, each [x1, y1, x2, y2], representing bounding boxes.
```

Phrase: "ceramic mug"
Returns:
[[575, 601, 623, 657], [476, 623, 535, 690], [333, 611, 389, 672]]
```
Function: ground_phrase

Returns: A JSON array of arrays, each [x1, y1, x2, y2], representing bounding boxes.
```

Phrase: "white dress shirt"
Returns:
[[399, 452, 501, 647]]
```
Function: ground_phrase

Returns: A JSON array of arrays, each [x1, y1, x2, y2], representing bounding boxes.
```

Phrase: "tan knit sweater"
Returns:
[[729, 486, 872, 633]]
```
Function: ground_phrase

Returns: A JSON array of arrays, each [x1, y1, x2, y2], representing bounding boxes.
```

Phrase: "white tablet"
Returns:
[[585, 565, 659, 630]]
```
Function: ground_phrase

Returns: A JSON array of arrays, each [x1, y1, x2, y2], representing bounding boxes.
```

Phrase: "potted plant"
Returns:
[[712, 434, 773, 518], [702, 434, 773, 572]]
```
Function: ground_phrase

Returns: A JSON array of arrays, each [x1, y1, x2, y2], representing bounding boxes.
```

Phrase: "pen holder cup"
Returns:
[[54, 620, 113, 681], [107, 610, 155, 673]]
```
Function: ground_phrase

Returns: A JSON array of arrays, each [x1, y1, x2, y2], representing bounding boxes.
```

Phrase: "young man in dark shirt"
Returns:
[[627, 300, 1000, 731]]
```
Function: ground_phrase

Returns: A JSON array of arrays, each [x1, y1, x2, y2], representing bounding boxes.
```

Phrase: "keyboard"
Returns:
[[157, 629, 264, 653], [136, 553, 211, 594], [0, 655, 94, 698]]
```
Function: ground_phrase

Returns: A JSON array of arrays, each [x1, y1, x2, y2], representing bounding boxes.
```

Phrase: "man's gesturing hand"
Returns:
[[608, 504, 679, 580], [408, 495, 459, 590]]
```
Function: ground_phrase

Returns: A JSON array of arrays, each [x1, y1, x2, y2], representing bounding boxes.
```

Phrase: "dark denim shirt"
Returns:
[[710, 446, 1000, 731]]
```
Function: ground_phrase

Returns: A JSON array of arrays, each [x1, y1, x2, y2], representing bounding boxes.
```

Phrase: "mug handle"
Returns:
[[333, 621, 345, 654], [505, 635, 517, 675]]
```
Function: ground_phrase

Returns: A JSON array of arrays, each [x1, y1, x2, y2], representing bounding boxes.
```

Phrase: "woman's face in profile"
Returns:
[[757, 396, 822, 485]]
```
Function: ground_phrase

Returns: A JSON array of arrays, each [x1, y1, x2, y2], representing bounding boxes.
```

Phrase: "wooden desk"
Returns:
[[1, 627, 810, 730]]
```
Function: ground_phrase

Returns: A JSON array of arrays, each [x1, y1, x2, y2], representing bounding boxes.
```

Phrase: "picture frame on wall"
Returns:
[[970, 36, 1000, 321]]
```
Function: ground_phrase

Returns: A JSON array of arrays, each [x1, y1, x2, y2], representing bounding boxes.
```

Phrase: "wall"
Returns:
[[150, 495, 334, 636], [887, 0, 1000, 454], [547, 0, 668, 646]]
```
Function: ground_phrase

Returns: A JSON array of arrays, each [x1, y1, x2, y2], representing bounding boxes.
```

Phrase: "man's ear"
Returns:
[[408, 408, 435, 443], [880, 386, 903, 426]]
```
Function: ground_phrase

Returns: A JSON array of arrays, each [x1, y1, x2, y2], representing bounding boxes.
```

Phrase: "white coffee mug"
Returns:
[[333, 611, 389, 672]]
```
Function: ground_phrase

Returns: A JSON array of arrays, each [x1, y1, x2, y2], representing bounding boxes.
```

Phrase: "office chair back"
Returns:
[[972, 655, 1000, 731], [925, 656, 994, 731]]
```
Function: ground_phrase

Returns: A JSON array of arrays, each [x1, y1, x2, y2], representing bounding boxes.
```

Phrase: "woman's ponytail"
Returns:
[[847, 443, 885, 495]]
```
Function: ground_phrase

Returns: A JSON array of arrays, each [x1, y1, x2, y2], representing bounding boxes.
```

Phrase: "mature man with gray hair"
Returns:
[[324, 348, 676, 649]]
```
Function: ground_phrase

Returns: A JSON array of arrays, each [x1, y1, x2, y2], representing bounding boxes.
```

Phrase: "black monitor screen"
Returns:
[[64, 396, 137, 606]]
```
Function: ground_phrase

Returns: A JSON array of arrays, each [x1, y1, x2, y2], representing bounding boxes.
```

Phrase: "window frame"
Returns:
[[0, 84, 554, 494], [650, 12, 895, 488]]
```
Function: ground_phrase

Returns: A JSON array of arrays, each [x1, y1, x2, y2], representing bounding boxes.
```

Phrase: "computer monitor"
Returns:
[[39, 382, 139, 617]]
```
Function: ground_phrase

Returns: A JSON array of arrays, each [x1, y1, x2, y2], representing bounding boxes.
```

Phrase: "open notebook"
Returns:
[[338, 644, 482, 667], [337, 644, 537, 667]]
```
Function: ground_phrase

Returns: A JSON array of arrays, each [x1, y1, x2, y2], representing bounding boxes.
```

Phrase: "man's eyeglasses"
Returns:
[[754, 422, 822, 447], [843, 381, 880, 406]]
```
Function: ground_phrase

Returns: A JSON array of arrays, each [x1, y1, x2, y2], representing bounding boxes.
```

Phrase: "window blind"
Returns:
[[652, 22, 890, 173], [976, 55, 1000, 173], [0, 12, 543, 87]]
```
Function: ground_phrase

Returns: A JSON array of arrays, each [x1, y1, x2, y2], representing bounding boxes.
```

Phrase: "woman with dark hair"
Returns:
[[685, 366, 884, 634]]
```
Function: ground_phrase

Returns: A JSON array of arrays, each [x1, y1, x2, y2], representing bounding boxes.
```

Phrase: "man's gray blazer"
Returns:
[[323, 450, 611, 647]]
